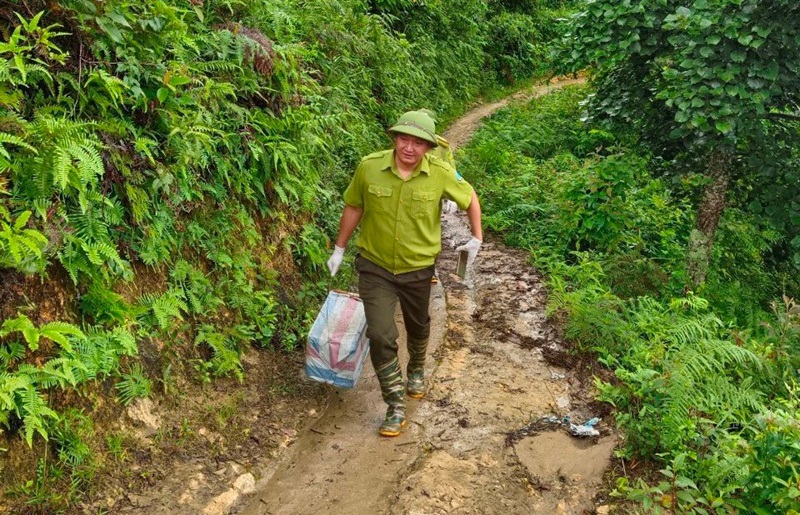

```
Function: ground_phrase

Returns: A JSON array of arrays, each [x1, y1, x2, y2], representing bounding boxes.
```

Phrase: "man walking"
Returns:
[[326, 110, 483, 436]]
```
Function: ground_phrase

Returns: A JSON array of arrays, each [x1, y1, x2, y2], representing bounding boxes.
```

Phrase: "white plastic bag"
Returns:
[[305, 291, 370, 388]]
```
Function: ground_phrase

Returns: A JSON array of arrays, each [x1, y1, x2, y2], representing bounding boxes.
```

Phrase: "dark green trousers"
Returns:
[[356, 255, 433, 370]]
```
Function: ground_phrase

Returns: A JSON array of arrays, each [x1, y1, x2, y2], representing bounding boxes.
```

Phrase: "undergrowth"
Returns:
[[459, 85, 800, 513]]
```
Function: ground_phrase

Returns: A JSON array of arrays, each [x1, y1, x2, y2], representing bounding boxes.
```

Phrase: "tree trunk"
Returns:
[[686, 147, 733, 289]]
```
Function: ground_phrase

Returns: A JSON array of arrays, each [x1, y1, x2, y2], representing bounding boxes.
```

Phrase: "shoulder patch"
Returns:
[[455, 170, 464, 181], [428, 154, 455, 172], [428, 154, 446, 166]]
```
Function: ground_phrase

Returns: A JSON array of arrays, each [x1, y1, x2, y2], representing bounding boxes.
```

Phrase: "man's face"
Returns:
[[394, 134, 432, 169]]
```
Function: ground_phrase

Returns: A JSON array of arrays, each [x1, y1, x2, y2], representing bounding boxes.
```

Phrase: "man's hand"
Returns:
[[456, 237, 482, 263], [327, 246, 345, 276], [442, 199, 458, 215]]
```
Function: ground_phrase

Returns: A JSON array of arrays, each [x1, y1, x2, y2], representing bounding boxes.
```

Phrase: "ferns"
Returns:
[[548, 258, 767, 462], [0, 315, 139, 446], [0, 131, 36, 157], [0, 209, 48, 272], [80, 282, 130, 325], [59, 203, 132, 283], [115, 363, 152, 406], [0, 314, 83, 352], [194, 325, 244, 382], [20, 385, 58, 446], [591, 295, 766, 456], [136, 289, 188, 331]]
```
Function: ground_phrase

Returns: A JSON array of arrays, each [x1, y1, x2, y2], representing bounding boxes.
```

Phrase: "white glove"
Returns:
[[456, 237, 482, 263], [327, 246, 345, 276], [442, 199, 458, 215]]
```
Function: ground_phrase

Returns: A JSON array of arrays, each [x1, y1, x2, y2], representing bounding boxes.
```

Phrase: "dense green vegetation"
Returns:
[[565, 0, 800, 290], [5, 0, 796, 511], [460, 86, 799, 515], [554, 4, 800, 510], [0, 0, 577, 510]]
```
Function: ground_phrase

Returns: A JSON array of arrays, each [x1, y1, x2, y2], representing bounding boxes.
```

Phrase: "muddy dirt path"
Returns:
[[233, 75, 614, 515]]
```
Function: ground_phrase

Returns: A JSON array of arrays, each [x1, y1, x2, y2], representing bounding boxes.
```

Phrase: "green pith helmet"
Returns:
[[387, 110, 438, 146]]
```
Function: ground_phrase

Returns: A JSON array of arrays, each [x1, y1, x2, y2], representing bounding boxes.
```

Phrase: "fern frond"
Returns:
[[59, 245, 90, 284], [69, 337, 99, 382], [0, 341, 26, 367], [0, 314, 40, 350], [39, 321, 83, 351], [192, 60, 241, 74], [667, 315, 720, 346], [53, 145, 71, 190], [39, 357, 83, 388], [0, 131, 36, 158], [0, 373, 30, 411], [194, 325, 243, 381], [111, 327, 137, 356], [69, 207, 108, 241], [66, 140, 104, 184], [21, 384, 58, 446], [152, 294, 186, 330], [115, 363, 151, 406]]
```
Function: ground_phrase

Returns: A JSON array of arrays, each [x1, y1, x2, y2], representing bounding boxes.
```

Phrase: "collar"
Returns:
[[381, 150, 431, 177]]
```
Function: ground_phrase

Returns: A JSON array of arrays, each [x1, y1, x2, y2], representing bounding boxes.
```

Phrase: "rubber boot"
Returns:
[[406, 338, 428, 399], [375, 358, 406, 437]]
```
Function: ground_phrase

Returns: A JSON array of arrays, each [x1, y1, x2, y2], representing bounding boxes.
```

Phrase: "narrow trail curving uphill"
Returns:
[[234, 75, 616, 515]]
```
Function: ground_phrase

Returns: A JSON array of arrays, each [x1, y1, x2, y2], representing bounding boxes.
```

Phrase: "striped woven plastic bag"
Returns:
[[305, 290, 370, 388]]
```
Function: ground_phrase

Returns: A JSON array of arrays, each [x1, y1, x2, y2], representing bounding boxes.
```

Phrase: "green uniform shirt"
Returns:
[[343, 149, 475, 275]]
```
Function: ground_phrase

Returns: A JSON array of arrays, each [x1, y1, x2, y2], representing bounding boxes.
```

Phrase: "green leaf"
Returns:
[[699, 46, 714, 58], [715, 120, 733, 133], [759, 61, 779, 81], [12, 211, 31, 230], [95, 17, 124, 43], [690, 114, 707, 128], [156, 87, 170, 103], [168, 75, 192, 87], [107, 12, 131, 28], [730, 50, 746, 63], [676, 490, 698, 503], [753, 26, 772, 38], [40, 322, 83, 351]]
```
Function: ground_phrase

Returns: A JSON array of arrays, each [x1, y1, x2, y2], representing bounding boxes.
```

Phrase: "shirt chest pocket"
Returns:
[[368, 184, 393, 213], [411, 189, 437, 219]]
